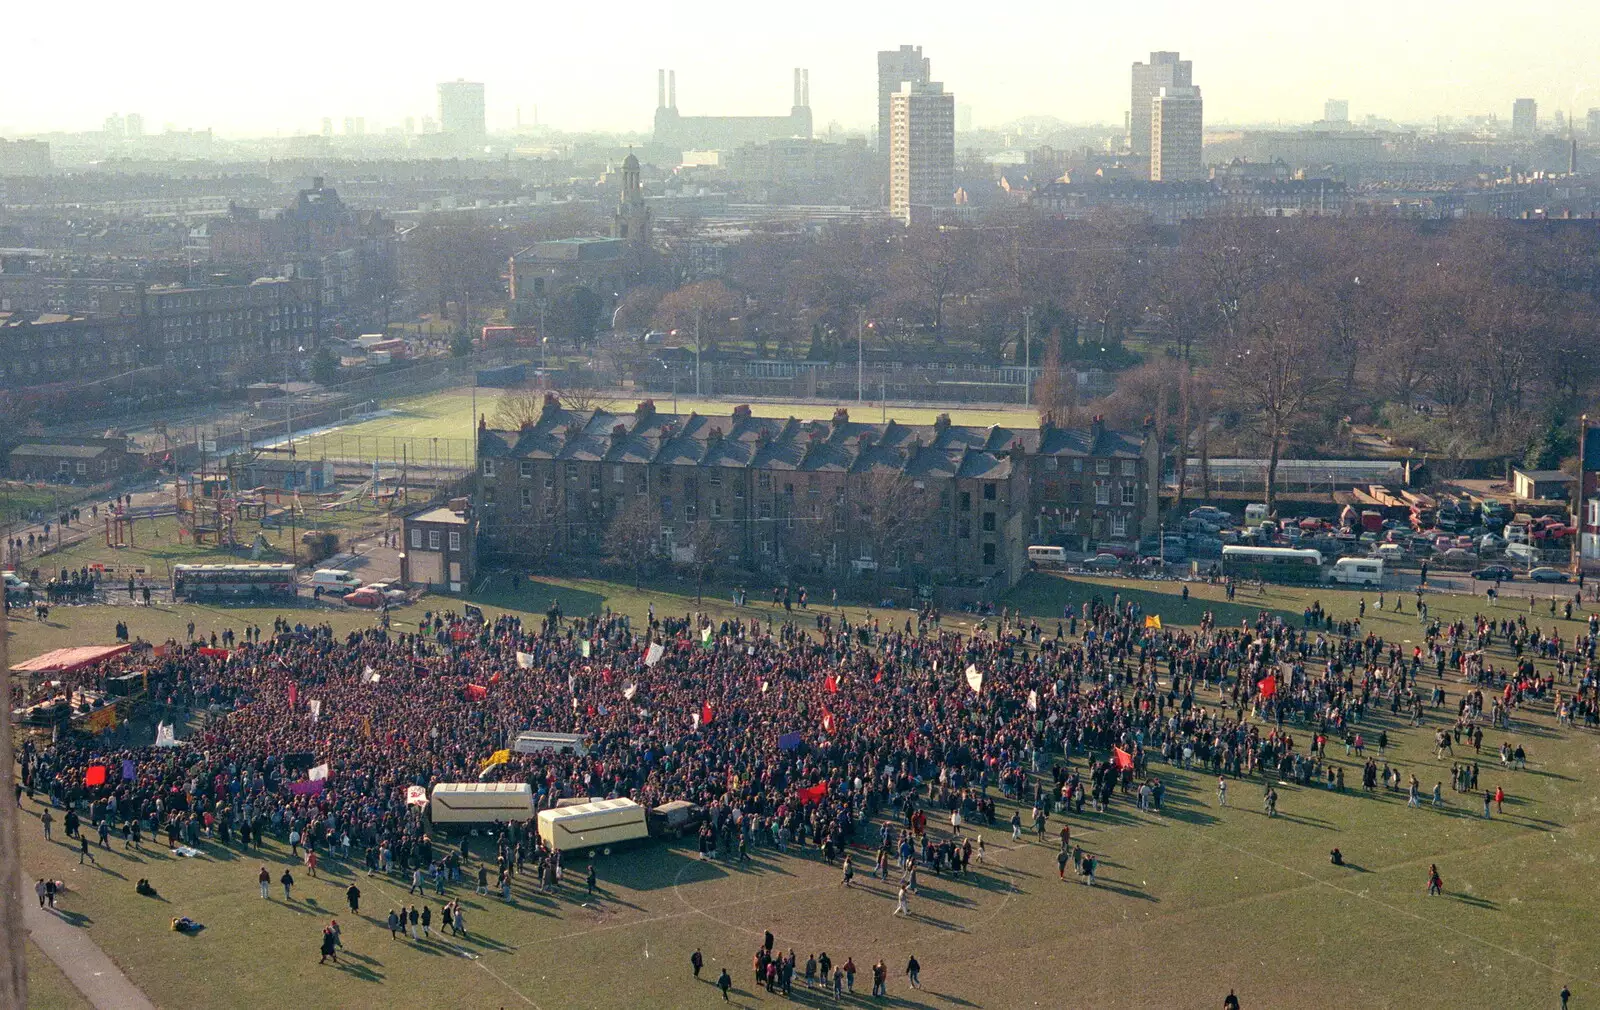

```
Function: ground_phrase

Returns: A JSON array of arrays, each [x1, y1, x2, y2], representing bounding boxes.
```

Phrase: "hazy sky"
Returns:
[[5, 0, 1598, 137]]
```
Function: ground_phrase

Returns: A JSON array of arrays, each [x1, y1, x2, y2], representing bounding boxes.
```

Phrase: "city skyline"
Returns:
[[5, 0, 1600, 137]]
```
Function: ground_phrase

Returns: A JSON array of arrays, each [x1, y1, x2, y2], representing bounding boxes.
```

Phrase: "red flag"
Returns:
[[488, 670, 501, 687], [464, 684, 488, 701], [873, 668, 883, 684], [821, 709, 836, 734], [1112, 746, 1134, 771], [1257, 675, 1277, 699], [700, 701, 715, 727], [798, 783, 827, 805], [288, 683, 298, 711], [824, 674, 839, 694], [84, 764, 108, 787]]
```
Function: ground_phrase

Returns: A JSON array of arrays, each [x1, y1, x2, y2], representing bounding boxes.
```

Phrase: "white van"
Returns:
[[1244, 503, 1269, 527], [311, 569, 362, 596], [1331, 557, 1383, 586], [1027, 545, 1068, 567]]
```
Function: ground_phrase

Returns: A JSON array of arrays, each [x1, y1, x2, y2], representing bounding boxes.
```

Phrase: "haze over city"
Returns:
[[6, 0, 1600, 135]]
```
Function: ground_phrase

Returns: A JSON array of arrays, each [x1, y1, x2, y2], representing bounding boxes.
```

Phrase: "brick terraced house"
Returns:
[[476, 397, 1157, 591]]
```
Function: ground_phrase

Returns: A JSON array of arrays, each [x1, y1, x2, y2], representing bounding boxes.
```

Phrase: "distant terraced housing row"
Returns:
[[475, 396, 1157, 590]]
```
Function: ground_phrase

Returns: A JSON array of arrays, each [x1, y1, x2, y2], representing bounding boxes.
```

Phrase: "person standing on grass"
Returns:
[[78, 834, 95, 865], [894, 884, 910, 916], [281, 868, 295, 900], [258, 865, 271, 899], [420, 904, 432, 939], [346, 883, 360, 914], [407, 904, 419, 940], [1427, 864, 1443, 896], [905, 955, 922, 990], [717, 968, 732, 1001], [319, 926, 339, 965], [40, 807, 52, 841], [1561, 985, 1570, 1008], [1218, 777, 1228, 806], [1224, 991, 1241, 1010], [872, 959, 888, 998], [386, 910, 399, 939], [691, 948, 704, 979]]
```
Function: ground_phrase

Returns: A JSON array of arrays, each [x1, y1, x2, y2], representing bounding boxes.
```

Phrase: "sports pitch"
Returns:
[[11, 574, 1600, 1008], [327, 388, 1042, 442]]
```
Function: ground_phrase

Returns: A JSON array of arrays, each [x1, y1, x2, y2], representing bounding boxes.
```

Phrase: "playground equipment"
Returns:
[[103, 512, 135, 549]]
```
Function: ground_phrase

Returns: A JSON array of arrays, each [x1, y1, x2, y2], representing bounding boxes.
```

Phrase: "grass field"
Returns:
[[327, 388, 1042, 443], [10, 573, 1600, 1009]]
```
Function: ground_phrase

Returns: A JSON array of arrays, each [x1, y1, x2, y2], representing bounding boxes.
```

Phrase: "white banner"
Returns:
[[154, 722, 178, 748], [309, 699, 322, 723], [406, 785, 428, 808], [308, 763, 330, 782], [965, 664, 983, 694], [622, 682, 638, 700], [645, 642, 665, 667], [1028, 689, 1038, 712], [580, 640, 591, 659], [516, 651, 535, 669]]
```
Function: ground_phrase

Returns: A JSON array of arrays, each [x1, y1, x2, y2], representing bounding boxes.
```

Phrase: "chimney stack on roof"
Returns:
[[732, 404, 752, 422], [832, 407, 850, 425], [635, 399, 655, 419], [934, 413, 951, 432]]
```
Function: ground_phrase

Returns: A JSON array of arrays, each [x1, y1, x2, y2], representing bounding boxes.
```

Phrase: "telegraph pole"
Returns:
[[0, 620, 26, 1008], [1023, 306, 1033, 408]]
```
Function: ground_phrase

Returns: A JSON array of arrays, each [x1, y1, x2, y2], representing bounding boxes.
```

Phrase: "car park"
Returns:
[[1528, 567, 1571, 583]]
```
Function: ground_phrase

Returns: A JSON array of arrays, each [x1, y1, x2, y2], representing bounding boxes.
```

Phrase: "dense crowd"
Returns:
[[15, 589, 1600, 887]]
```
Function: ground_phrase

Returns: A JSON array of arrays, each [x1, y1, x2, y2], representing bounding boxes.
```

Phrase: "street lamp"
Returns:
[[1023, 306, 1033, 408]]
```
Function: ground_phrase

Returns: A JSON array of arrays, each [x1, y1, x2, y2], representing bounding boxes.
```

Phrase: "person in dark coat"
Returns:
[[319, 928, 339, 964]]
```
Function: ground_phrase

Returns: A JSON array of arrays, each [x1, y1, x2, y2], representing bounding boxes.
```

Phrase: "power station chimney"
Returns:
[[669, 70, 677, 110], [803, 69, 810, 108], [794, 68, 803, 108], [657, 69, 666, 110]]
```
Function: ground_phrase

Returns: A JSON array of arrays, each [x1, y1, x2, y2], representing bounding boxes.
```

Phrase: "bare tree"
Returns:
[[607, 497, 659, 588], [850, 470, 938, 577], [490, 389, 547, 430], [1219, 296, 1339, 514]]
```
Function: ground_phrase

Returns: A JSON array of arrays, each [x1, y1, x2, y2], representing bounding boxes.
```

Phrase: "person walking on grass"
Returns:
[[692, 948, 704, 979], [281, 868, 295, 901], [1427, 864, 1443, 896], [319, 926, 339, 965], [717, 968, 732, 1001], [387, 909, 400, 939], [40, 807, 52, 841], [346, 883, 360, 914], [78, 834, 95, 865], [905, 955, 922, 990], [894, 884, 910, 916], [258, 865, 271, 899]]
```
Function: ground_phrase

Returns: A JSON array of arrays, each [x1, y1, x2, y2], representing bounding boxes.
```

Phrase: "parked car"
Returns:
[[1095, 541, 1136, 559], [1528, 567, 1571, 583], [1189, 506, 1234, 524], [1470, 565, 1516, 581], [364, 582, 408, 602], [341, 587, 384, 608], [1082, 553, 1122, 571], [1439, 548, 1479, 567]]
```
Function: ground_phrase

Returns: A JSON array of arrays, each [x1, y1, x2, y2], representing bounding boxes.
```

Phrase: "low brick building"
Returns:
[[7, 437, 134, 482], [476, 397, 1156, 591], [400, 503, 475, 593]]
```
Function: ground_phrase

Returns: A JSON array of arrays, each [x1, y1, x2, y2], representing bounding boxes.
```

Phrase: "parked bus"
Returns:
[[536, 798, 648, 853], [1220, 546, 1324, 584], [171, 563, 297, 601]]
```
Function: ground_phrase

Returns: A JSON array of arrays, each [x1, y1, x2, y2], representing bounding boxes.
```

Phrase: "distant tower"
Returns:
[[438, 80, 487, 142], [878, 45, 932, 174], [1151, 86, 1204, 182], [613, 151, 652, 250], [889, 81, 955, 224], [1512, 98, 1538, 138], [1130, 52, 1192, 155], [1571, 135, 1579, 175]]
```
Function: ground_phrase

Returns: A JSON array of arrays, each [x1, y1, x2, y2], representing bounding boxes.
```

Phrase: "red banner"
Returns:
[[464, 684, 488, 701], [84, 764, 108, 787], [1257, 675, 1277, 699], [1112, 747, 1134, 771], [798, 783, 827, 805], [700, 701, 715, 727], [824, 675, 839, 694]]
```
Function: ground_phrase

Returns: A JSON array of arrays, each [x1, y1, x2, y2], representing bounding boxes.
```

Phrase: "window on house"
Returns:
[[565, 462, 577, 481], [590, 471, 601, 491], [982, 542, 996, 565], [1094, 480, 1110, 506], [982, 512, 996, 532], [428, 530, 441, 550], [1590, 500, 1600, 527], [1072, 458, 1083, 473], [711, 499, 722, 518], [1111, 514, 1128, 537], [940, 491, 951, 510], [1096, 459, 1111, 475], [959, 491, 971, 512], [448, 531, 461, 551], [709, 471, 722, 486], [758, 472, 772, 492], [519, 461, 532, 478], [410, 528, 422, 548], [636, 475, 647, 495], [481, 459, 496, 477], [983, 483, 996, 500], [686, 502, 698, 521], [1122, 484, 1137, 506], [660, 496, 673, 519], [75, 462, 87, 475], [759, 503, 772, 519], [520, 487, 532, 508], [544, 473, 554, 490], [1121, 459, 1137, 477], [958, 519, 970, 539], [1044, 457, 1058, 472], [482, 487, 496, 506], [614, 465, 625, 483]]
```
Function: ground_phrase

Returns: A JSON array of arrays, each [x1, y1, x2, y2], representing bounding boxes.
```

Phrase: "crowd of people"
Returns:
[[12, 583, 1599, 996]]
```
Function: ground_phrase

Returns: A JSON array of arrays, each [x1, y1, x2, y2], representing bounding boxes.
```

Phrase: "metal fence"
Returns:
[[1168, 458, 1408, 493]]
